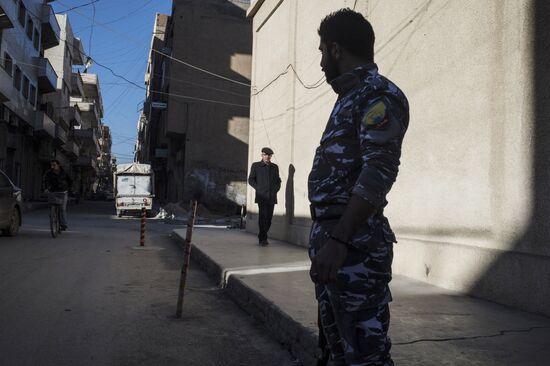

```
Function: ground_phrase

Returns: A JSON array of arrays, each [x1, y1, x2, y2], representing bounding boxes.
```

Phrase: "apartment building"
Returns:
[[0, 0, 60, 199], [136, 13, 169, 200], [71, 71, 104, 199], [137, 0, 252, 212], [42, 13, 83, 187], [246, 0, 550, 317], [97, 125, 112, 194], [0, 0, 109, 200]]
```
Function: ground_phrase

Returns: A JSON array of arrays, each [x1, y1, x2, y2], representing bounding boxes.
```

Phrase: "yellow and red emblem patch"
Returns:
[[362, 101, 388, 129]]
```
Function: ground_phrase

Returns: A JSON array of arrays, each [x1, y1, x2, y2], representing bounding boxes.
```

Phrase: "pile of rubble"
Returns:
[[157, 202, 245, 228]]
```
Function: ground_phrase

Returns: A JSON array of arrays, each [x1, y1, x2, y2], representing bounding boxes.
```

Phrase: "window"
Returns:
[[26, 17, 33, 40], [3, 52, 13, 77], [22, 75, 29, 99], [13, 66, 21, 90], [17, 2, 26, 27], [29, 84, 36, 106], [33, 28, 40, 50]]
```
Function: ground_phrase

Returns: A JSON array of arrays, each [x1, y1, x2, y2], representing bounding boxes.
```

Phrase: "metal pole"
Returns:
[[140, 206, 146, 246], [176, 200, 198, 318]]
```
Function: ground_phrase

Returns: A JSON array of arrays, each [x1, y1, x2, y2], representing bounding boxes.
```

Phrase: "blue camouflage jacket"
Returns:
[[308, 63, 409, 240]]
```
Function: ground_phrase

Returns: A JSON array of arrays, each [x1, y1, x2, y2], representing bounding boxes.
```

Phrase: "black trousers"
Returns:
[[257, 203, 275, 241]]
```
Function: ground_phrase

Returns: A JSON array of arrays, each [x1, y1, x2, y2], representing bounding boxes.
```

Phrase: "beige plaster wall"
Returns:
[[247, 0, 550, 316]]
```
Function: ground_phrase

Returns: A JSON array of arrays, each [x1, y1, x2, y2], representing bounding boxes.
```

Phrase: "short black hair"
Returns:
[[50, 159, 60, 165], [318, 8, 375, 61]]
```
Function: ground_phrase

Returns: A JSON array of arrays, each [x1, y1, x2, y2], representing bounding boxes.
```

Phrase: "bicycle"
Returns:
[[48, 191, 67, 238]]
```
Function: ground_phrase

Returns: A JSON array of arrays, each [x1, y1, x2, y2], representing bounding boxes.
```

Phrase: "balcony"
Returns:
[[35, 111, 56, 139], [54, 125, 68, 146], [101, 153, 112, 162], [73, 128, 100, 153], [100, 138, 112, 151], [77, 101, 100, 128], [41, 5, 60, 50], [72, 37, 85, 65], [69, 105, 82, 127], [102, 125, 111, 138], [62, 140, 80, 158], [0, 3, 14, 31], [75, 155, 99, 174], [36, 57, 58, 93], [80, 73, 103, 117], [71, 72, 84, 97]]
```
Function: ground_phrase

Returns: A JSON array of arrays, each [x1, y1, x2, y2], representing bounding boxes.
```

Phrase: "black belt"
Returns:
[[310, 204, 347, 221], [310, 203, 384, 222]]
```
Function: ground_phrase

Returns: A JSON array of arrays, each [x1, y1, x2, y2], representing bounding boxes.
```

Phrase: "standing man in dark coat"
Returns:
[[248, 147, 281, 246]]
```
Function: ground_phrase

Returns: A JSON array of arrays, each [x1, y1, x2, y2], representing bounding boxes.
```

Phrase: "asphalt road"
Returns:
[[0, 202, 297, 366]]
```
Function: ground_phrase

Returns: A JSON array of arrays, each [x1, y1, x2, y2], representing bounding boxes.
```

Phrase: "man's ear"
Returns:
[[330, 42, 341, 60]]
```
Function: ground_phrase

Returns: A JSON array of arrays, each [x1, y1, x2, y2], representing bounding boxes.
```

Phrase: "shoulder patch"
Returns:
[[362, 101, 388, 129]]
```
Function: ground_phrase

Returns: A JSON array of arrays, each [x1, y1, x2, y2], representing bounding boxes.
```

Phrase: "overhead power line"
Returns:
[[88, 58, 250, 108], [56, 0, 251, 88], [88, 2, 97, 57], [252, 64, 325, 96], [54, 0, 322, 103], [57, 0, 100, 14], [75, 0, 155, 31], [19, 1, 324, 112]]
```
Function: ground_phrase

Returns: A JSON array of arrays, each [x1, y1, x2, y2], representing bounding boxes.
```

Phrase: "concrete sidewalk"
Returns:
[[172, 227, 550, 366]]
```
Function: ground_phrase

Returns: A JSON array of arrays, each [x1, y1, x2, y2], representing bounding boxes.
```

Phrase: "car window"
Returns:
[[0, 172, 10, 188]]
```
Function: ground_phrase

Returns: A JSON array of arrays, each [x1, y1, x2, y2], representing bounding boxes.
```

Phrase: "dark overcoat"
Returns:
[[248, 161, 281, 204]]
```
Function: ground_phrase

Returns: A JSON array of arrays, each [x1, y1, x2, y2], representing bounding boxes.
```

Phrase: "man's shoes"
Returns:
[[259, 239, 269, 246], [60, 225, 68, 231]]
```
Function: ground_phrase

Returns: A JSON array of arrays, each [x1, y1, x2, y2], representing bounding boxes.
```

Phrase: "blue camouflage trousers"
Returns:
[[309, 220, 394, 366]]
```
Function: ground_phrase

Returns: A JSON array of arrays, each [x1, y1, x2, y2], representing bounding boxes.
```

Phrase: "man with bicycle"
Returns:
[[43, 159, 72, 231]]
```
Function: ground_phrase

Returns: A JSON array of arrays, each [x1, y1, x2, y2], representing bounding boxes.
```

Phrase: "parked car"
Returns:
[[0, 169, 22, 236]]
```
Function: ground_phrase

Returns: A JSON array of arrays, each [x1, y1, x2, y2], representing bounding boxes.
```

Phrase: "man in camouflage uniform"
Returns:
[[308, 9, 409, 366]]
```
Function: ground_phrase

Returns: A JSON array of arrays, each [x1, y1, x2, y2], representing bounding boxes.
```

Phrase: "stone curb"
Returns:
[[171, 230, 319, 366]]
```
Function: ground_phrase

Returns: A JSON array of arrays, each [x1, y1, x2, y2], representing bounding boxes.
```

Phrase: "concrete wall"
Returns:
[[247, 0, 550, 317]]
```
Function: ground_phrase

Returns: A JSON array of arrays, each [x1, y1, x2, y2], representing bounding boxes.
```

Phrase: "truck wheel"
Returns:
[[117, 210, 123, 217]]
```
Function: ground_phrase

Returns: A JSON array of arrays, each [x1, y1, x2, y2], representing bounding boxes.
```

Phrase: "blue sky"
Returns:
[[51, 0, 174, 164]]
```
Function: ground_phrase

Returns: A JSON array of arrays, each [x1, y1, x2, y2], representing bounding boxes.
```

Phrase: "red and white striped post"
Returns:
[[139, 206, 146, 246]]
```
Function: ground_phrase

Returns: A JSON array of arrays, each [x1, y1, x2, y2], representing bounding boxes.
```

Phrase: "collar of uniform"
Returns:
[[330, 63, 378, 96]]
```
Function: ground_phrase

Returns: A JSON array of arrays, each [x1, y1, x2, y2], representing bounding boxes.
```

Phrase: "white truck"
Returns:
[[113, 163, 154, 217]]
